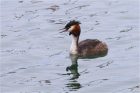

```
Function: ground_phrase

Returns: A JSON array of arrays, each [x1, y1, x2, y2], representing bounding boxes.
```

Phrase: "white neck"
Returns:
[[70, 35, 79, 54]]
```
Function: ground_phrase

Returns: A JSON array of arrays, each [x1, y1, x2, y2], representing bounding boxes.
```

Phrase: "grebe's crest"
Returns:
[[65, 20, 81, 28], [65, 20, 81, 37]]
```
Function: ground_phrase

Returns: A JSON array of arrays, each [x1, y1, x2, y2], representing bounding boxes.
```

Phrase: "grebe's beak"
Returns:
[[59, 28, 68, 33]]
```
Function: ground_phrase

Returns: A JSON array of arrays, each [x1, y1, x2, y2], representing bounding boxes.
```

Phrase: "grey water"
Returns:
[[1, 0, 139, 93]]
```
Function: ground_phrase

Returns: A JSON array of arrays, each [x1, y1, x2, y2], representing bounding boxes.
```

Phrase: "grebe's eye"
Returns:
[[66, 26, 71, 30]]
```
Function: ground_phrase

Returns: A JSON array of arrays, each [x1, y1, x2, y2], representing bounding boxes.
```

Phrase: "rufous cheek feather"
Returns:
[[70, 25, 81, 37]]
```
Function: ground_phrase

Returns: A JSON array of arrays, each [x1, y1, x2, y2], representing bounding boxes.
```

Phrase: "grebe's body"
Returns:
[[60, 20, 108, 55]]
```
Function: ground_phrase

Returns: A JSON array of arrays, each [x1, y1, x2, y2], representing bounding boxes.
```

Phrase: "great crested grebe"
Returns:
[[60, 20, 108, 55]]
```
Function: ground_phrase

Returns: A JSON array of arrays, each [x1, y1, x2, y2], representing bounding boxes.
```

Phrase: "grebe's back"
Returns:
[[78, 39, 108, 55]]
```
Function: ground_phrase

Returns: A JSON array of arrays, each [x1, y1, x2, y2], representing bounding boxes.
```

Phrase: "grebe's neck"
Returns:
[[70, 35, 79, 54]]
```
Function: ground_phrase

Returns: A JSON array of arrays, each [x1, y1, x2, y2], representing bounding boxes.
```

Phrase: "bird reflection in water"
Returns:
[[65, 50, 108, 90]]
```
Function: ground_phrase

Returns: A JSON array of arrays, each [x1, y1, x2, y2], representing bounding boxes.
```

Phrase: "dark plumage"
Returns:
[[78, 39, 108, 55], [65, 20, 81, 29]]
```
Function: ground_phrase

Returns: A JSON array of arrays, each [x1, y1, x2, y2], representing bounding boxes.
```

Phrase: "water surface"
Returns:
[[1, 0, 139, 93]]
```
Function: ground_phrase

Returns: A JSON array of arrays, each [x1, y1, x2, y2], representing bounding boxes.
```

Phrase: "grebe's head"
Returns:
[[60, 20, 81, 37]]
